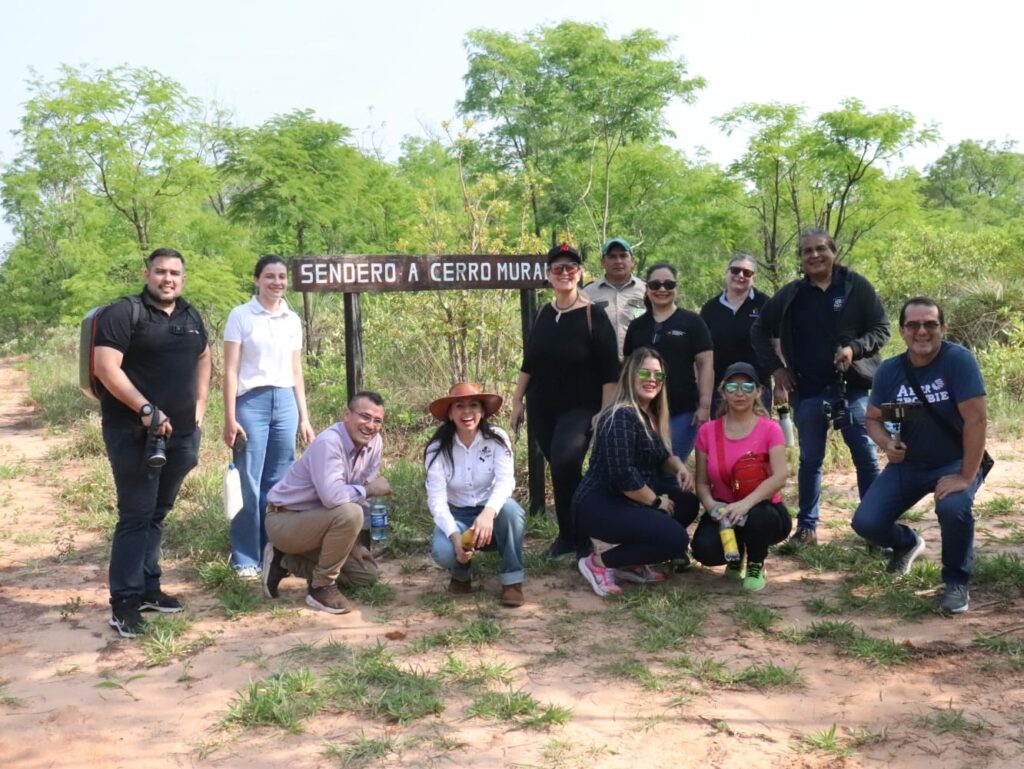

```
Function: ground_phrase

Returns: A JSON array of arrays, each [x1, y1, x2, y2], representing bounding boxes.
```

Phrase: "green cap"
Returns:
[[601, 237, 632, 256]]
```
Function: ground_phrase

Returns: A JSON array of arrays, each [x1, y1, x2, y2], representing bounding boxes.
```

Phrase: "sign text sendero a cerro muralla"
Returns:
[[292, 255, 548, 293]]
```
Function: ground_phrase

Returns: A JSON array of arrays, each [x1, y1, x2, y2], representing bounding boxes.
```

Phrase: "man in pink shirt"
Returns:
[[263, 391, 391, 614]]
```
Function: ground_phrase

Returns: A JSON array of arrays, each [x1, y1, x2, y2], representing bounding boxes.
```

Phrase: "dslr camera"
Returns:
[[145, 406, 168, 468], [821, 370, 852, 431]]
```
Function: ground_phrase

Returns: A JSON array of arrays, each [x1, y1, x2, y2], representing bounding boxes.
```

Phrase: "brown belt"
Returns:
[[266, 503, 285, 513]]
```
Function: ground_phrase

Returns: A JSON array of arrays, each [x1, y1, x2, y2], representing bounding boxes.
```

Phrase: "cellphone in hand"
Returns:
[[233, 433, 247, 454]]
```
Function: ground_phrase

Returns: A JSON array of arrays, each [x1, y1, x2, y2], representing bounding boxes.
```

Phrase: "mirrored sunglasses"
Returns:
[[548, 263, 580, 275], [723, 381, 756, 394], [636, 369, 666, 383], [647, 279, 677, 291]]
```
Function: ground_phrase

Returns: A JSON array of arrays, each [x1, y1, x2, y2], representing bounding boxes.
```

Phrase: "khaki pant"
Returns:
[[266, 503, 379, 589]]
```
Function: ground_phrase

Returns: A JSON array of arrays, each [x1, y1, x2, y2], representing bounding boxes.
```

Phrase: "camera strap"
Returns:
[[898, 350, 993, 480]]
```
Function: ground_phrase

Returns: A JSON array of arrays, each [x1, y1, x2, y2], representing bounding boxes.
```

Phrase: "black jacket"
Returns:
[[750, 266, 890, 391]]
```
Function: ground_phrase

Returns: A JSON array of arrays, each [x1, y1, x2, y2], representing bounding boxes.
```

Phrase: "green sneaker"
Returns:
[[743, 562, 766, 591], [725, 561, 745, 581]]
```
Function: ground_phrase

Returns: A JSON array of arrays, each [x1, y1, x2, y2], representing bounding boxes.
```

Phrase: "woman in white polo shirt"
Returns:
[[223, 255, 316, 578], [425, 383, 527, 607]]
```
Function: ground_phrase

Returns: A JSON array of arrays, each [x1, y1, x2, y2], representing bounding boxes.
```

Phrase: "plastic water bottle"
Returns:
[[223, 463, 242, 521], [778, 405, 795, 447], [369, 499, 390, 544]]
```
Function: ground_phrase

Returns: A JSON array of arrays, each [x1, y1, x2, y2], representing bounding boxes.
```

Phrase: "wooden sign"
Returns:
[[293, 254, 548, 293]]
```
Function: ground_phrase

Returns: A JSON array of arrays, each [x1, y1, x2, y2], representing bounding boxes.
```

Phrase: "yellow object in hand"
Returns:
[[461, 529, 476, 549]]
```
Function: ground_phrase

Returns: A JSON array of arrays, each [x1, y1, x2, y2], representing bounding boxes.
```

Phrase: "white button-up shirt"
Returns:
[[425, 428, 515, 537], [224, 297, 303, 396]]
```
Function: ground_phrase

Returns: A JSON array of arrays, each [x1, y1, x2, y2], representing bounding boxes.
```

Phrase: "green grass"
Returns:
[[732, 599, 779, 633], [196, 561, 262, 618], [787, 620, 912, 666], [141, 613, 195, 667], [437, 653, 514, 687], [670, 655, 733, 685], [796, 723, 853, 757], [597, 656, 662, 691], [975, 495, 1021, 518], [973, 634, 1024, 669], [465, 688, 571, 730], [972, 552, 1024, 596], [323, 731, 399, 768], [411, 616, 504, 651], [804, 596, 844, 616], [917, 704, 989, 734], [733, 662, 805, 689], [322, 645, 443, 724], [345, 580, 396, 607], [222, 668, 323, 732], [0, 461, 28, 480], [621, 587, 706, 652]]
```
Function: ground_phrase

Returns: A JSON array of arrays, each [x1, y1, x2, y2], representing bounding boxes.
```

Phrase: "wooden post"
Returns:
[[519, 287, 546, 514], [344, 293, 364, 401]]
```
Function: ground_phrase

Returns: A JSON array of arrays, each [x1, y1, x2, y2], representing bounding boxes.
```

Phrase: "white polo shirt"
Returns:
[[224, 297, 303, 396]]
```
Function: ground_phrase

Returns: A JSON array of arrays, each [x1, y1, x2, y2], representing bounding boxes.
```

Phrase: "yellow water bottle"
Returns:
[[717, 510, 740, 563]]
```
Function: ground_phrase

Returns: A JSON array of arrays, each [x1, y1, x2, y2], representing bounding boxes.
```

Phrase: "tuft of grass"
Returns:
[[796, 723, 853, 757], [280, 637, 352, 665], [323, 731, 399, 768], [622, 587, 706, 652], [465, 688, 571, 730], [733, 662, 805, 689], [0, 679, 26, 708], [972, 552, 1024, 595], [437, 653, 514, 687], [597, 656, 662, 691], [670, 655, 733, 685], [917, 703, 989, 734], [804, 596, 843, 616], [844, 725, 888, 747], [222, 668, 322, 732], [788, 620, 912, 666], [141, 613, 194, 667], [411, 616, 504, 652], [0, 461, 28, 481], [975, 495, 1020, 518], [732, 599, 779, 633], [525, 511, 560, 539], [345, 581, 396, 607], [196, 561, 261, 618]]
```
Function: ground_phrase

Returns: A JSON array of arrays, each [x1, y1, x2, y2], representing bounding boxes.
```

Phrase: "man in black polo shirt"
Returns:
[[751, 229, 889, 545], [94, 247, 211, 637]]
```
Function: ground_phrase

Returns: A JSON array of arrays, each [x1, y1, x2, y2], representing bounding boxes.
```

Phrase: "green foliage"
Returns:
[[465, 688, 571, 730], [223, 669, 323, 732]]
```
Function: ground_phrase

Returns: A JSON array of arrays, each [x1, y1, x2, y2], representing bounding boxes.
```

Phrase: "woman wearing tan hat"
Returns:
[[425, 383, 527, 607]]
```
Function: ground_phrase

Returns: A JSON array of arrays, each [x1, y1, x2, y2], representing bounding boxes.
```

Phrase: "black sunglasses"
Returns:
[[648, 279, 677, 291], [729, 266, 754, 278]]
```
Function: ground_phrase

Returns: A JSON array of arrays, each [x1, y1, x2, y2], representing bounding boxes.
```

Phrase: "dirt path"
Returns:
[[1, 356, 1023, 769]]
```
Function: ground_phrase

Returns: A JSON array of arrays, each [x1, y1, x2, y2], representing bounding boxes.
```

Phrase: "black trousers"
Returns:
[[527, 404, 594, 543], [691, 500, 792, 565]]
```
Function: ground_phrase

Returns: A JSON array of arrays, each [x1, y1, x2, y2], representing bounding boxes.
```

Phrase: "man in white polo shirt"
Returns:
[[582, 237, 646, 359]]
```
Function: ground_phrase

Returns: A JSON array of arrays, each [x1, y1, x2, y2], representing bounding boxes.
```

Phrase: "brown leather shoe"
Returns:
[[305, 584, 352, 614], [448, 577, 472, 595], [500, 583, 524, 607], [791, 528, 818, 546]]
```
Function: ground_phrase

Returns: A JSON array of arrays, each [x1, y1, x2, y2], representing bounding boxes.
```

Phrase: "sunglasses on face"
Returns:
[[902, 320, 941, 332], [729, 266, 755, 278], [636, 369, 666, 383], [548, 263, 580, 276], [723, 381, 756, 394], [647, 279, 677, 291]]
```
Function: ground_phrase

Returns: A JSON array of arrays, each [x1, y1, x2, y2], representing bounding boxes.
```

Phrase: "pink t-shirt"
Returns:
[[695, 416, 784, 504]]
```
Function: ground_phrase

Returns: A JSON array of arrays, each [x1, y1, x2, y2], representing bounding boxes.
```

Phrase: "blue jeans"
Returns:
[[104, 424, 200, 600], [431, 500, 527, 585], [852, 461, 981, 585], [231, 386, 298, 569], [670, 411, 698, 460], [793, 388, 879, 531]]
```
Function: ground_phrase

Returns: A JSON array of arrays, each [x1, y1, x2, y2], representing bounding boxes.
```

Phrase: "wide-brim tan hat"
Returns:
[[428, 382, 503, 421]]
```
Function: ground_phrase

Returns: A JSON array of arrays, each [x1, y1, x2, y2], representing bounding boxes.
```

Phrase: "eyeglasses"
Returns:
[[902, 320, 941, 332], [647, 279, 677, 291], [728, 266, 754, 278], [636, 369, 666, 383], [354, 411, 384, 427], [723, 381, 756, 394], [548, 263, 580, 276]]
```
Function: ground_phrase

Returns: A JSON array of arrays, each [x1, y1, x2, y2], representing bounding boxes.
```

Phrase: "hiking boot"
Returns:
[[139, 590, 183, 613], [743, 562, 766, 592], [886, 532, 926, 575], [615, 564, 668, 584], [500, 583, 525, 607], [305, 584, 352, 615], [937, 583, 970, 614], [448, 577, 472, 595], [109, 597, 145, 638], [725, 561, 745, 581], [262, 542, 288, 599], [791, 528, 817, 546], [578, 554, 623, 597]]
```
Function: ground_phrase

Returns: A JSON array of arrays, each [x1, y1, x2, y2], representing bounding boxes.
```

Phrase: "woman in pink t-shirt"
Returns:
[[693, 363, 792, 590]]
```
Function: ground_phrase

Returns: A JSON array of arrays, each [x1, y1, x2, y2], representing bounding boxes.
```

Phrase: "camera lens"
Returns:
[[148, 436, 168, 468]]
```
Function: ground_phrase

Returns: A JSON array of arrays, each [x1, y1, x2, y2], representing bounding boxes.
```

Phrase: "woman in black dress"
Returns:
[[510, 244, 619, 558]]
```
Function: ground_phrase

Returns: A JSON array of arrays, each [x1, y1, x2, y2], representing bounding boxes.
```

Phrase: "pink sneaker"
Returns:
[[578, 554, 623, 597], [615, 564, 668, 584]]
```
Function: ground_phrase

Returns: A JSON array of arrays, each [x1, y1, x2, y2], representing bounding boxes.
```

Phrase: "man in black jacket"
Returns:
[[751, 229, 890, 544]]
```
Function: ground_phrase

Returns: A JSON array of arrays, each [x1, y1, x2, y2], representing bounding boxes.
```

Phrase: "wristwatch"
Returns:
[[138, 403, 155, 421], [648, 496, 662, 509]]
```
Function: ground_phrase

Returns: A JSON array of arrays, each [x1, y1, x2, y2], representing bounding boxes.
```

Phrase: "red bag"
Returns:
[[714, 419, 771, 500]]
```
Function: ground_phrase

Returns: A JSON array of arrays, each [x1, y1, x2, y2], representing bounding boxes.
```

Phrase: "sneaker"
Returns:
[[305, 584, 352, 615], [262, 542, 288, 599], [886, 532, 926, 575], [500, 583, 525, 607], [615, 564, 668, 584], [937, 583, 970, 614], [725, 561, 745, 581], [139, 590, 183, 613], [743, 562, 766, 592], [234, 565, 260, 581], [109, 597, 145, 638], [791, 528, 817, 546], [578, 554, 623, 597], [448, 577, 472, 595], [547, 538, 578, 559]]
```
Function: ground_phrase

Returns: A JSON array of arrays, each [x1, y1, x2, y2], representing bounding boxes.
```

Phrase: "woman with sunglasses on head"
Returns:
[[623, 262, 714, 460], [692, 363, 791, 591], [574, 347, 699, 597], [510, 244, 619, 559], [699, 254, 771, 412], [223, 255, 317, 579]]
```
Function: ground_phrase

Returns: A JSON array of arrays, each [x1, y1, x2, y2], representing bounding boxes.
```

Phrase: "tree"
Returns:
[[922, 140, 1024, 227]]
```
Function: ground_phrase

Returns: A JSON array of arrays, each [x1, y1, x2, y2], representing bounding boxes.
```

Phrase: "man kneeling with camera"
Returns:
[[852, 297, 989, 614]]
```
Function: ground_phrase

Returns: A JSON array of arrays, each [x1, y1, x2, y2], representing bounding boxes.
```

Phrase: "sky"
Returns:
[[1, 0, 1022, 249]]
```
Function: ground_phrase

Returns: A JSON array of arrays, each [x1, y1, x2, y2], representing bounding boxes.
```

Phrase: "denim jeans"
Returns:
[[231, 386, 298, 569], [431, 500, 526, 585], [793, 388, 879, 530], [669, 411, 698, 461], [852, 460, 981, 585], [104, 423, 200, 600]]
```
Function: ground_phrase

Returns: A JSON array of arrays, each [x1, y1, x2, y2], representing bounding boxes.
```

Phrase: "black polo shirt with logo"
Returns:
[[623, 309, 712, 413]]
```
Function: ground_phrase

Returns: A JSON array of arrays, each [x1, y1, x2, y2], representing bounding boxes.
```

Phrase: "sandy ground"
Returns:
[[1, 355, 1023, 769]]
